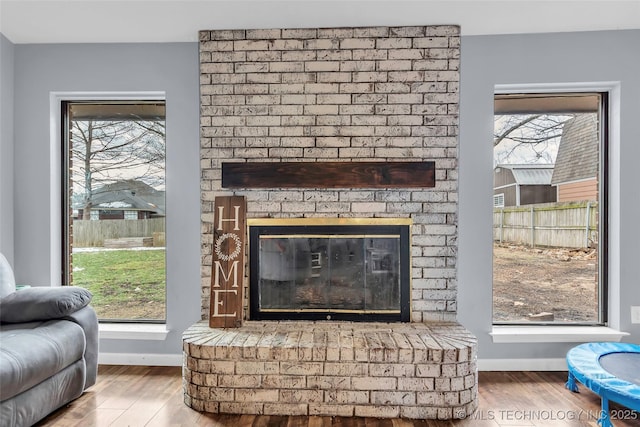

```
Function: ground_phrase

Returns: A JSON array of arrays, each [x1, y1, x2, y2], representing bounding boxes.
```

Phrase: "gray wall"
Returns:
[[459, 29, 640, 360], [0, 34, 14, 263], [6, 29, 640, 361], [12, 42, 201, 355]]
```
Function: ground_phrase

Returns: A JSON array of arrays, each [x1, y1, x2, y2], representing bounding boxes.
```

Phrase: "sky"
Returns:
[[493, 114, 572, 166]]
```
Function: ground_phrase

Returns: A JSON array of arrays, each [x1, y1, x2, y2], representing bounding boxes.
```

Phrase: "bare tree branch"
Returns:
[[494, 114, 542, 147], [494, 113, 574, 164], [70, 118, 165, 215]]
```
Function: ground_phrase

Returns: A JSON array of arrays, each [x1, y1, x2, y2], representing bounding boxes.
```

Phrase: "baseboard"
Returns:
[[98, 352, 183, 366], [478, 358, 567, 371], [97, 353, 567, 371]]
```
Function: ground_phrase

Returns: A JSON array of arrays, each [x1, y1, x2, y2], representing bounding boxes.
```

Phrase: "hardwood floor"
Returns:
[[36, 366, 640, 427]]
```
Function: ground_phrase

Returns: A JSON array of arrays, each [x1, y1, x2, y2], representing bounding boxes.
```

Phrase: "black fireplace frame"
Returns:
[[248, 218, 411, 322]]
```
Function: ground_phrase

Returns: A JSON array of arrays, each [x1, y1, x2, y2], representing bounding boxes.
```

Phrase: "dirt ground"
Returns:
[[493, 243, 599, 322], [92, 244, 598, 323], [94, 301, 165, 321]]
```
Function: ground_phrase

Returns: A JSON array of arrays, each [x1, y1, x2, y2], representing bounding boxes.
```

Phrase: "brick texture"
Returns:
[[199, 25, 460, 323], [184, 321, 477, 419]]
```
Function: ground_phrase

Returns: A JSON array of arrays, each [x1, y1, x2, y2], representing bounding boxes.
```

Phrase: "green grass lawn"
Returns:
[[71, 249, 166, 321]]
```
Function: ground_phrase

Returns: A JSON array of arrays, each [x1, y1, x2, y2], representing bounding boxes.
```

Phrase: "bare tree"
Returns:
[[494, 114, 574, 164], [71, 119, 165, 219]]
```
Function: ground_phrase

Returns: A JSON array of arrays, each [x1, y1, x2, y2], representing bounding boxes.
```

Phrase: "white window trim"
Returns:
[[99, 323, 169, 341], [490, 325, 628, 343], [493, 193, 505, 208], [492, 82, 624, 342], [50, 92, 167, 332], [493, 183, 516, 191]]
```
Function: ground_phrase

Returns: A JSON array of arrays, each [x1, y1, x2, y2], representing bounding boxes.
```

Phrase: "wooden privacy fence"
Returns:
[[73, 218, 165, 247], [493, 201, 598, 249]]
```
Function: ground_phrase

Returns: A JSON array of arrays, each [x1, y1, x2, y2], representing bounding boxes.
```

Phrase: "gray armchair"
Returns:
[[0, 253, 99, 427]]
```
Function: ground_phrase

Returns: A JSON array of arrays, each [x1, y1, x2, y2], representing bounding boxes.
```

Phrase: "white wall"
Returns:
[[458, 29, 640, 361], [0, 34, 15, 263], [7, 29, 640, 363]]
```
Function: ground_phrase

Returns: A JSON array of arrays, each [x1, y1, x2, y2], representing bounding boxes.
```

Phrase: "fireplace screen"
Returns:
[[248, 219, 411, 321]]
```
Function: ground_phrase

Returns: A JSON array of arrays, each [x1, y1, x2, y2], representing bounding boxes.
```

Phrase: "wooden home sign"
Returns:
[[209, 196, 246, 328]]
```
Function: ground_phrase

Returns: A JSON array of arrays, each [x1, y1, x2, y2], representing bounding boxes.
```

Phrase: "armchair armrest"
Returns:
[[64, 306, 99, 388], [0, 286, 92, 323]]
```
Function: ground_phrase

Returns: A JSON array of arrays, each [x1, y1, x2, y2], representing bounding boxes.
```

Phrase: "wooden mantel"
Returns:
[[222, 161, 436, 189]]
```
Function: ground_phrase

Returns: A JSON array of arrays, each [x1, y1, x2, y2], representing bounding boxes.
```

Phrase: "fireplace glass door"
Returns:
[[249, 221, 411, 321]]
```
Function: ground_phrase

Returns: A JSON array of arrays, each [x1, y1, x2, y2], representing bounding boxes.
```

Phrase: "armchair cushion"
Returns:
[[0, 287, 92, 323], [0, 319, 86, 400]]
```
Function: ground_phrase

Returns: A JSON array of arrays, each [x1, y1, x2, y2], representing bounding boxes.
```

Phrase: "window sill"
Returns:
[[99, 323, 169, 341], [490, 325, 629, 343]]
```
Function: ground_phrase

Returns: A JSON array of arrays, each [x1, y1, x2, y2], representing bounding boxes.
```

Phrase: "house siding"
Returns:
[[557, 178, 597, 202], [493, 167, 516, 187], [494, 186, 516, 207]]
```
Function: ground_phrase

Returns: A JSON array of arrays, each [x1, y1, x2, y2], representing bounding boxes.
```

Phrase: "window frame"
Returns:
[[56, 92, 167, 324], [492, 87, 609, 327]]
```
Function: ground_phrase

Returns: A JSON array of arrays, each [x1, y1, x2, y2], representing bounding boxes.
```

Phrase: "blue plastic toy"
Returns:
[[566, 342, 640, 427]]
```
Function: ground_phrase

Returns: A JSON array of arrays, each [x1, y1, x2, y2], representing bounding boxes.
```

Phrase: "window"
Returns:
[[124, 210, 138, 220], [62, 101, 166, 322], [493, 92, 607, 325]]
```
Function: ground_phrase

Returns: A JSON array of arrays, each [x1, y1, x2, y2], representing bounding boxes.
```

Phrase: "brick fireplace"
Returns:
[[185, 25, 477, 419]]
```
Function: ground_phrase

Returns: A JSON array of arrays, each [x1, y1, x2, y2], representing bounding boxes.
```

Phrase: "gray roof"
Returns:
[[551, 113, 598, 185], [497, 164, 554, 185], [76, 180, 165, 215]]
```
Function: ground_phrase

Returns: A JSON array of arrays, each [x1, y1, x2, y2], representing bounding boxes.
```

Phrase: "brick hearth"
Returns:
[[183, 321, 477, 419]]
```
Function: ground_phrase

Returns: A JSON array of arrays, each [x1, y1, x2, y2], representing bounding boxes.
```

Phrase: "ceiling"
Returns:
[[1, 0, 639, 44]]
